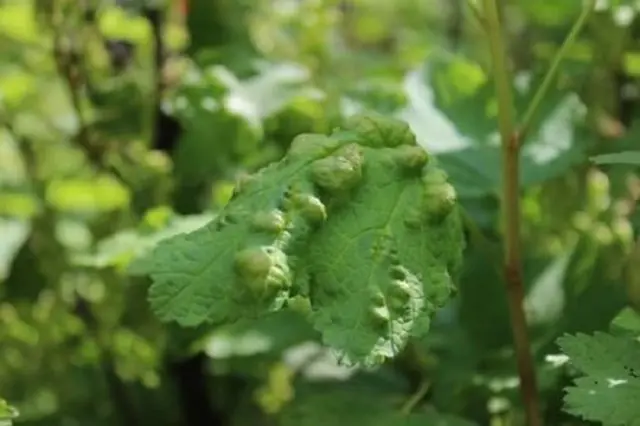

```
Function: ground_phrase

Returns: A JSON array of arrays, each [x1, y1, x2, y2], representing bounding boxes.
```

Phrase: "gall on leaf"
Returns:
[[139, 112, 465, 366]]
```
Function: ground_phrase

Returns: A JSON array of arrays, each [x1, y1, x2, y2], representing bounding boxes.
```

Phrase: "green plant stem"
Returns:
[[465, 0, 486, 30], [519, 0, 595, 140], [400, 380, 430, 416], [480, 1, 542, 425]]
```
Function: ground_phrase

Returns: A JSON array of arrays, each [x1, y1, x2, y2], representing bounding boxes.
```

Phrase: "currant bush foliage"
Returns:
[[140, 113, 465, 366], [557, 332, 640, 426]]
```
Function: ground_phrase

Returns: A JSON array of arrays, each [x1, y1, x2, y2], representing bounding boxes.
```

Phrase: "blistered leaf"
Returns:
[[141, 113, 464, 365], [307, 116, 463, 365]]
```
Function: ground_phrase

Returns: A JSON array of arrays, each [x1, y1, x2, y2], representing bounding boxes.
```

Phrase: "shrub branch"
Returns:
[[478, 1, 595, 424], [480, 1, 542, 425], [519, 0, 596, 140]]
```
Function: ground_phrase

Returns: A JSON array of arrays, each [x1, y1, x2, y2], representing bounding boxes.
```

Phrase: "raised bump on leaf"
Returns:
[[234, 173, 256, 195], [391, 145, 430, 171], [369, 291, 386, 308], [386, 292, 407, 311], [421, 165, 447, 186], [422, 183, 457, 223], [424, 268, 454, 306], [251, 210, 286, 233], [287, 295, 312, 317], [389, 265, 406, 280], [234, 247, 291, 295], [288, 133, 340, 160], [405, 166, 457, 225], [343, 113, 416, 148], [387, 278, 415, 308], [310, 144, 363, 192], [290, 193, 327, 224], [369, 305, 391, 330]]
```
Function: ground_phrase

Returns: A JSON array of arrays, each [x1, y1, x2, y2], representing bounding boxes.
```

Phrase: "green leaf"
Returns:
[[141, 113, 465, 366], [0, 218, 30, 281], [524, 245, 575, 327], [431, 94, 587, 198], [74, 212, 213, 271], [402, 56, 588, 197], [590, 151, 640, 166], [555, 238, 629, 338], [557, 332, 640, 425], [0, 399, 18, 425], [278, 383, 476, 426], [611, 307, 640, 334]]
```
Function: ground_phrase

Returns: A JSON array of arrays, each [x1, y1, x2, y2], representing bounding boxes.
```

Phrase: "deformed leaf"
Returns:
[[141, 113, 465, 365], [306, 125, 463, 365], [143, 154, 322, 325], [557, 332, 640, 425]]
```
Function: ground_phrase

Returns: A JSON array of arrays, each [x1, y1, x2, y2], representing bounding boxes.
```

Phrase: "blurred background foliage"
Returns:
[[2, 0, 640, 425]]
